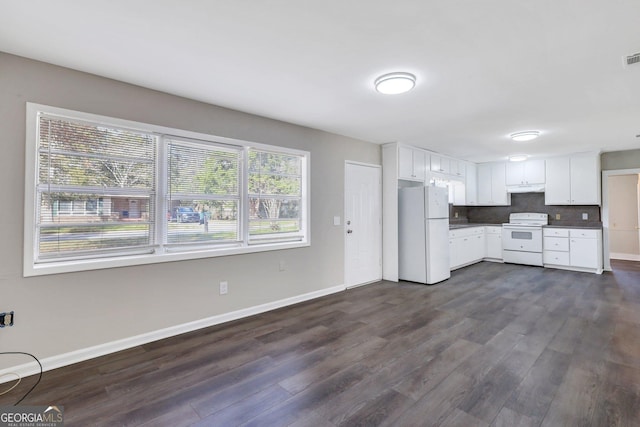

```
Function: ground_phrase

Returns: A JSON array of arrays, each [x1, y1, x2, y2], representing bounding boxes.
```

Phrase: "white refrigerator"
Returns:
[[398, 185, 450, 284]]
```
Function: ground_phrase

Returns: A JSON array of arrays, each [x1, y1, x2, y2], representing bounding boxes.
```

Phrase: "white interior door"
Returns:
[[345, 162, 382, 288]]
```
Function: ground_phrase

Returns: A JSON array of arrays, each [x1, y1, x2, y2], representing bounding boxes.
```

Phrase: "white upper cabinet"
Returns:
[[448, 158, 465, 179], [505, 159, 545, 186], [464, 162, 478, 206], [398, 145, 427, 181], [477, 162, 510, 205], [545, 152, 600, 205], [430, 153, 450, 175], [545, 156, 571, 204], [569, 153, 600, 205]]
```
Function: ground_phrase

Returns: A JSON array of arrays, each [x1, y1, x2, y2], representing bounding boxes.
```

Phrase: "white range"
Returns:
[[502, 213, 549, 266]]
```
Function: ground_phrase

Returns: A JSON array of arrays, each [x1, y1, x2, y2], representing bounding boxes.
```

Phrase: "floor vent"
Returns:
[[626, 53, 640, 66]]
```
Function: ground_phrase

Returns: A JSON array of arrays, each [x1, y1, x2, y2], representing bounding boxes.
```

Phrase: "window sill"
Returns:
[[24, 240, 310, 277]]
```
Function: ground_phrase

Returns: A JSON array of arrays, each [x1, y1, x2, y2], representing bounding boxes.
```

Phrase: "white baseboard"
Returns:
[[0, 284, 345, 384], [610, 252, 640, 261]]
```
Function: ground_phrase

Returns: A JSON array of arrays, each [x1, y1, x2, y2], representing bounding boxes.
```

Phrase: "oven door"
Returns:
[[502, 226, 542, 252]]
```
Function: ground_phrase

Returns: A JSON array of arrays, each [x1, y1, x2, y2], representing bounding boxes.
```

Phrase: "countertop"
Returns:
[[543, 224, 603, 230], [449, 222, 603, 230], [449, 223, 500, 229]]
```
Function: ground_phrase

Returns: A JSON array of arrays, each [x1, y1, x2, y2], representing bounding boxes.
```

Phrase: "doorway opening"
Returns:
[[602, 168, 640, 271]]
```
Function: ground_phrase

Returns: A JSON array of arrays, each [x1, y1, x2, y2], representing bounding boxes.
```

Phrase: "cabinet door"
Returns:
[[570, 153, 600, 205], [505, 162, 525, 186], [491, 163, 509, 205], [486, 233, 502, 259], [452, 180, 466, 206], [545, 156, 571, 205], [440, 157, 451, 175], [471, 233, 486, 261], [398, 146, 415, 180], [524, 159, 545, 184], [449, 238, 460, 269], [458, 236, 475, 266], [398, 146, 426, 181], [570, 237, 599, 268], [465, 162, 478, 205], [477, 163, 492, 204], [413, 149, 427, 181], [431, 155, 442, 174], [449, 158, 464, 178]]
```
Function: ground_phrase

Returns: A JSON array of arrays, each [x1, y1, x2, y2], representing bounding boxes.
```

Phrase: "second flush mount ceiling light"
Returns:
[[374, 72, 416, 95]]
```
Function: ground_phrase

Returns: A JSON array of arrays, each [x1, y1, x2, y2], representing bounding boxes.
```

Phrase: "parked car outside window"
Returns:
[[171, 206, 200, 223]]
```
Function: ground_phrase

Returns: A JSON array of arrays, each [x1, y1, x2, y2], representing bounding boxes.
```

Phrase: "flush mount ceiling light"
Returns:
[[510, 131, 540, 142], [374, 72, 416, 95], [509, 154, 528, 162]]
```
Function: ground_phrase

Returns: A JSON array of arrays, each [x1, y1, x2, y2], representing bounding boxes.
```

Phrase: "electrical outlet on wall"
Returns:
[[555, 213, 561, 220], [0, 311, 14, 327], [219, 281, 228, 295], [582, 213, 588, 220]]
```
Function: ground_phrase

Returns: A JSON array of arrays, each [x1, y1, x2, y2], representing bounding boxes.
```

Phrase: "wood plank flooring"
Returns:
[[2, 260, 640, 426]]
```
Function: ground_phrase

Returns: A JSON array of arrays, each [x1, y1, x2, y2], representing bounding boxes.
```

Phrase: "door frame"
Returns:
[[602, 167, 640, 270], [344, 161, 382, 288]]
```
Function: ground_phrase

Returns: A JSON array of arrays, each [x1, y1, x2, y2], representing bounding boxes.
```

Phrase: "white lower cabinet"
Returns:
[[543, 228, 603, 274], [485, 226, 502, 260], [449, 227, 486, 270], [449, 226, 602, 274], [570, 230, 601, 269]]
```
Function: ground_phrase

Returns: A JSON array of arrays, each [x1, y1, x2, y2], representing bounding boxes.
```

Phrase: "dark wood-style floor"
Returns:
[[3, 260, 640, 426]]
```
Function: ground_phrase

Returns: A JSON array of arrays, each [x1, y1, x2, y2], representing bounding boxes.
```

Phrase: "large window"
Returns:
[[25, 104, 309, 276]]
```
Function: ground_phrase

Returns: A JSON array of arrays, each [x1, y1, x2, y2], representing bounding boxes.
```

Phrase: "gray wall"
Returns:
[[0, 53, 380, 368], [602, 149, 640, 170]]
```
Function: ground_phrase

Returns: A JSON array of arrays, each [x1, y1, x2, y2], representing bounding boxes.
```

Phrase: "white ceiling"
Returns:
[[2, 1, 640, 162]]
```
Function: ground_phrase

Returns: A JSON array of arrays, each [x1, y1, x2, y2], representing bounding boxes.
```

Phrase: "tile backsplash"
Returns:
[[450, 193, 601, 227]]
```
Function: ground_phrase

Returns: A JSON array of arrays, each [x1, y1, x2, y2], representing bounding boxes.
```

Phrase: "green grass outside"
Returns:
[[39, 219, 300, 253]]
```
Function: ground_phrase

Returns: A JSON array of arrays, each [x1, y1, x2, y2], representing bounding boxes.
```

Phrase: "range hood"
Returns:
[[506, 184, 545, 193]]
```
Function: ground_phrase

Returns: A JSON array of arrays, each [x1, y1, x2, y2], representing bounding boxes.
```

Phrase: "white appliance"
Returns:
[[399, 186, 450, 284], [502, 213, 548, 266]]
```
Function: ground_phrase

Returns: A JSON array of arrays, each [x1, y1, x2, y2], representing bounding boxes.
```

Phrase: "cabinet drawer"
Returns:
[[449, 227, 484, 238], [544, 250, 570, 266], [485, 226, 502, 235], [544, 236, 569, 252], [543, 228, 569, 237], [569, 229, 600, 239]]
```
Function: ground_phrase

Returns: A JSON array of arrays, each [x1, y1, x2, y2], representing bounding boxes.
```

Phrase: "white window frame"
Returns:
[[24, 103, 310, 276]]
